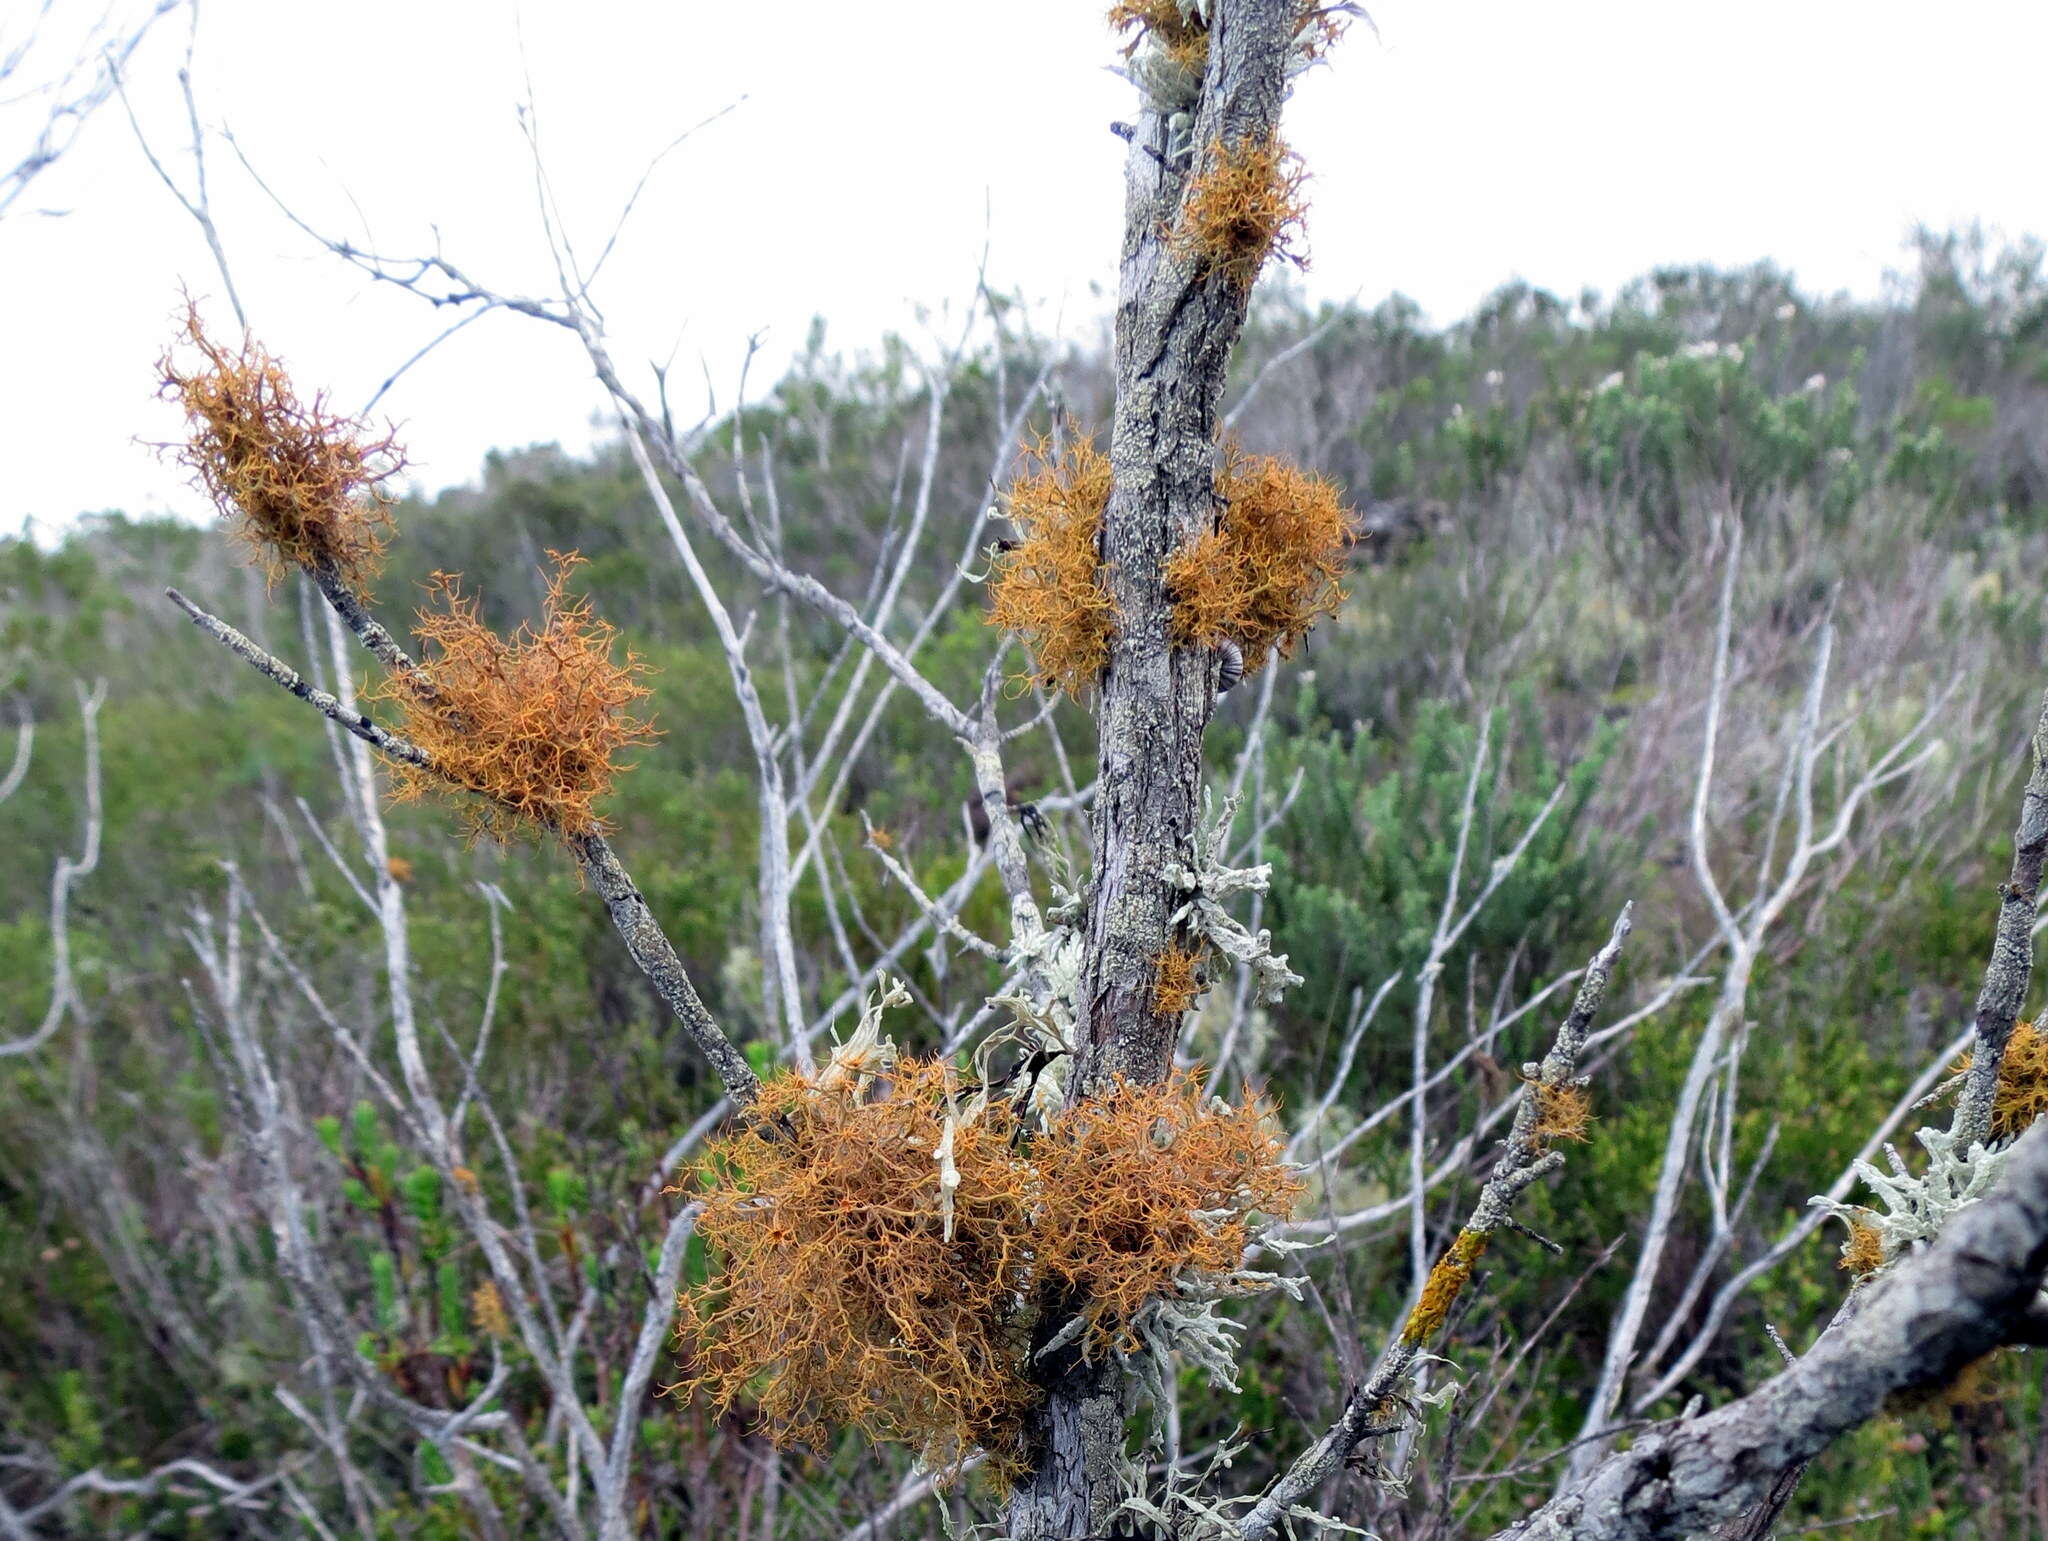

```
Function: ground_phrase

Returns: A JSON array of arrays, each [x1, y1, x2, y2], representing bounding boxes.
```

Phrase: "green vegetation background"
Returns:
[[6, 230, 2048, 1535]]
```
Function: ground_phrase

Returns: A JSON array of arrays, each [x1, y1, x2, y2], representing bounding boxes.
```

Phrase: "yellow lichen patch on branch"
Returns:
[[369, 552, 655, 841], [1839, 1220, 1887, 1278], [985, 435, 1117, 698], [1166, 447, 1352, 674], [1401, 1228, 1490, 1345], [1151, 941, 1207, 1017], [1956, 1018, 2048, 1141], [1529, 1079, 1594, 1153], [157, 303, 401, 593], [677, 1061, 1040, 1481], [1033, 1071, 1302, 1351], [1174, 132, 1308, 291]]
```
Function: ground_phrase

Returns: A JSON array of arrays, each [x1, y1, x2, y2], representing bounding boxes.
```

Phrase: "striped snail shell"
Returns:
[[1214, 638, 1245, 696]]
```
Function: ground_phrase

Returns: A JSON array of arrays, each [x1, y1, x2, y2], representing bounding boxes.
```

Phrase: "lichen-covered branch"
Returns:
[[1235, 906, 1634, 1541], [166, 587, 762, 1108], [1954, 684, 2048, 1147], [1070, 0, 1303, 1099], [1496, 1118, 2048, 1541], [566, 831, 761, 1105], [167, 589, 431, 769]]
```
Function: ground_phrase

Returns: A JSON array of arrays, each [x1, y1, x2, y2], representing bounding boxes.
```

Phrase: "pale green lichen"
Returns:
[[1810, 1124, 2015, 1279], [1163, 789, 1303, 1006]]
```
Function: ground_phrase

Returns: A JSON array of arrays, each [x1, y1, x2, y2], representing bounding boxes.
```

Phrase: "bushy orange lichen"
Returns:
[[1401, 1227, 1490, 1345], [1113, 2, 1345, 73], [1839, 1220, 1886, 1278], [1033, 1071, 1302, 1350], [678, 1061, 1039, 1477], [1108, 0, 1203, 53], [1174, 132, 1308, 290], [1955, 1018, 2048, 1141], [985, 435, 1117, 698], [1529, 1080, 1594, 1153], [680, 1061, 1298, 1471], [1151, 942, 1208, 1017], [369, 552, 655, 841], [1167, 447, 1352, 674], [157, 303, 401, 593]]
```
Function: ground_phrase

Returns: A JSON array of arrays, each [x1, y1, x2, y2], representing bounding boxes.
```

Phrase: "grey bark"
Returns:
[[1071, 0, 1296, 1095], [1954, 684, 2048, 1147], [1495, 1117, 2048, 1541], [568, 831, 762, 1106], [1008, 4, 1300, 1535]]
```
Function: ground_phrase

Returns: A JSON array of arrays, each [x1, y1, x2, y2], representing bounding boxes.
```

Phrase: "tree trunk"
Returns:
[[1008, 3, 1298, 1533]]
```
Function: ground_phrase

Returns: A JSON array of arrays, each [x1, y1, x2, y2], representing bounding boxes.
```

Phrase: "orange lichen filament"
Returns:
[[1114, 1, 1204, 55], [985, 435, 1117, 698], [1838, 1220, 1886, 1278], [1174, 132, 1308, 290], [679, 1061, 1038, 1479], [1151, 942, 1208, 1017], [157, 303, 401, 593], [1167, 446, 1352, 674], [680, 1065, 1301, 1470], [1955, 1018, 2048, 1141], [1401, 1228, 1490, 1345], [370, 552, 655, 841], [1033, 1071, 1302, 1351], [1111, 3, 1346, 75], [1529, 1080, 1594, 1153]]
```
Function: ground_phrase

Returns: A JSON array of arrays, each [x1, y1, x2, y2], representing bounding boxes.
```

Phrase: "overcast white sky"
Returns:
[[6, 0, 2047, 532]]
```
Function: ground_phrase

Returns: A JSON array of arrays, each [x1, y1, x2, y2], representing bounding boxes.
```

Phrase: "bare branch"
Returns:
[[1, 679, 105, 1060]]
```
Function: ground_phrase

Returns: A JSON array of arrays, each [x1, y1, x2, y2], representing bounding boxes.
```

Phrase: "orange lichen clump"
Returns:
[[157, 304, 401, 593], [678, 1061, 1039, 1478], [1167, 447, 1352, 674], [1955, 1018, 2048, 1141], [1108, 0, 1199, 49], [370, 552, 655, 841], [1112, 2, 1346, 73], [1109, 0, 1208, 81], [1151, 942, 1207, 1016], [1034, 1071, 1302, 1350], [1839, 1221, 1886, 1278], [680, 1063, 1299, 1470], [985, 435, 1117, 698], [1174, 132, 1308, 290], [1401, 1227, 1490, 1345], [1529, 1080, 1594, 1152]]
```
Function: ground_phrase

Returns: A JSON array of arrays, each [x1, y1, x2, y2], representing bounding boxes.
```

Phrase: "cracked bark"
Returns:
[[1955, 685, 2048, 1147], [1070, 1, 1294, 1098], [1006, 4, 1298, 1535], [1496, 1119, 2048, 1541]]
